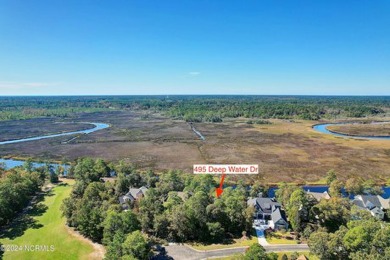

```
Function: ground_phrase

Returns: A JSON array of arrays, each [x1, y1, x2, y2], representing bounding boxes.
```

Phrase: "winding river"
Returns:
[[313, 123, 390, 140], [0, 122, 110, 145], [0, 122, 110, 171]]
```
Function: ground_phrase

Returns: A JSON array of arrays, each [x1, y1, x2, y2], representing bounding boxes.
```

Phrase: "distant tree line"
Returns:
[[164, 96, 388, 122], [0, 96, 389, 122]]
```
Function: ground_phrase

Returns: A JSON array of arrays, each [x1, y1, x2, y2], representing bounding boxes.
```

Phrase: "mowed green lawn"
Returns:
[[0, 180, 96, 260]]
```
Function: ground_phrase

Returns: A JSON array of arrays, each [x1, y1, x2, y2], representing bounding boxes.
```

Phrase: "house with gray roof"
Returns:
[[306, 190, 331, 202], [352, 195, 390, 219], [248, 196, 288, 230], [119, 186, 148, 209], [270, 206, 289, 230]]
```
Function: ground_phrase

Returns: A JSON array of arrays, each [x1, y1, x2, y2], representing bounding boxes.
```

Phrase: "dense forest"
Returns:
[[61, 158, 258, 259], [0, 96, 389, 122], [2, 158, 390, 259], [59, 158, 390, 260], [0, 163, 47, 226]]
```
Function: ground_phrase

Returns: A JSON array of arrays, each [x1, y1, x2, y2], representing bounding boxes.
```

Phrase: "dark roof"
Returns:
[[359, 195, 382, 208], [256, 198, 281, 214], [271, 208, 282, 223], [247, 197, 282, 214], [271, 207, 287, 223], [119, 186, 148, 207], [352, 199, 365, 209]]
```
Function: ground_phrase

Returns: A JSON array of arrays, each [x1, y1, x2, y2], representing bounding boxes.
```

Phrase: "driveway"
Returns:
[[254, 227, 269, 246]]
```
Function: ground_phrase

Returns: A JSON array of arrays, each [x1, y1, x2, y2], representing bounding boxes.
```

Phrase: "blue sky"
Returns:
[[0, 0, 389, 95]]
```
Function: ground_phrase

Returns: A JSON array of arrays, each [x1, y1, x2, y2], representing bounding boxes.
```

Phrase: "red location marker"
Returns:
[[216, 173, 226, 198]]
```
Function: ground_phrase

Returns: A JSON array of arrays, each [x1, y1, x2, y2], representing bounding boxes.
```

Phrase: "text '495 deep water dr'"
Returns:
[[193, 164, 259, 174]]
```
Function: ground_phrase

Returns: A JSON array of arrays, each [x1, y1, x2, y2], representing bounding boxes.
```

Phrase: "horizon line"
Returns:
[[1, 94, 390, 97]]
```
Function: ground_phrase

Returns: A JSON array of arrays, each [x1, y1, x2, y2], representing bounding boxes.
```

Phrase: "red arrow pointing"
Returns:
[[216, 173, 226, 198]]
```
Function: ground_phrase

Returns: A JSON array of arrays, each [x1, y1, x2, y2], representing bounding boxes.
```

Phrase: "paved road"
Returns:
[[164, 244, 310, 260], [164, 245, 247, 260], [265, 244, 309, 252]]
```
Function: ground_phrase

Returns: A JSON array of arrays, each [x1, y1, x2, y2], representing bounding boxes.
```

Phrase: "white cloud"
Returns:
[[188, 71, 200, 77]]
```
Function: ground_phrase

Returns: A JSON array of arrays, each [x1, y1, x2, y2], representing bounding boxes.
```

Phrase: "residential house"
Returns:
[[247, 195, 289, 230], [306, 190, 331, 202], [119, 186, 148, 209], [351, 195, 390, 219], [270, 206, 289, 230]]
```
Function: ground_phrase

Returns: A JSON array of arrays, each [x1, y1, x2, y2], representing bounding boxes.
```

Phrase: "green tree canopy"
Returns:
[[122, 231, 151, 260], [244, 244, 268, 260]]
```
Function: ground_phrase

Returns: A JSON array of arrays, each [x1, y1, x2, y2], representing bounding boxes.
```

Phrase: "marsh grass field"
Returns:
[[0, 119, 93, 142], [327, 122, 390, 137], [1, 111, 390, 183]]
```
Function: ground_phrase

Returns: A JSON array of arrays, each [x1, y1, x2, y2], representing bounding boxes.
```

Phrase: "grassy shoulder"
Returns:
[[0, 179, 96, 260], [266, 231, 298, 245], [187, 235, 258, 251]]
